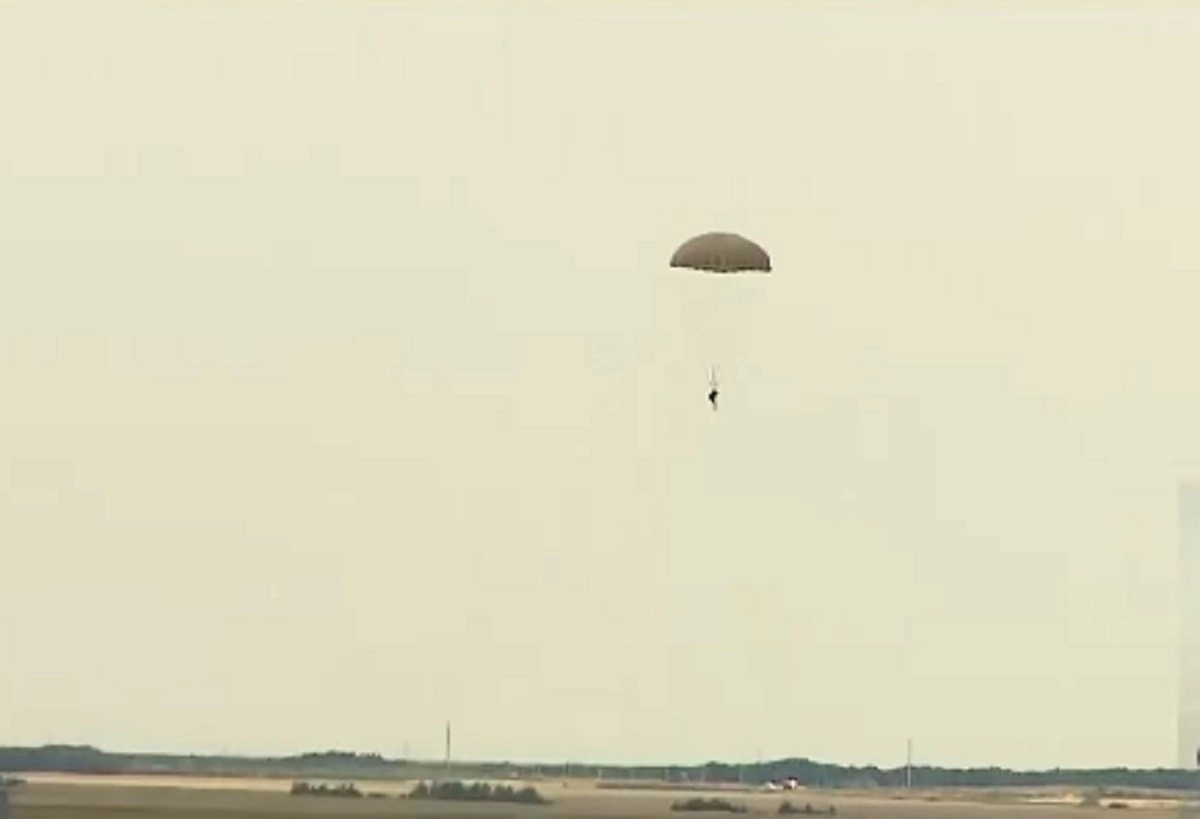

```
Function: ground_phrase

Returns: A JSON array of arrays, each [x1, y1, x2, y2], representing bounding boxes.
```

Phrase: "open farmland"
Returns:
[[3, 777, 1189, 819]]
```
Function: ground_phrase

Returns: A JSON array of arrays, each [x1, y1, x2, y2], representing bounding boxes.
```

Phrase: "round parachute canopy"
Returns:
[[670, 232, 771, 274]]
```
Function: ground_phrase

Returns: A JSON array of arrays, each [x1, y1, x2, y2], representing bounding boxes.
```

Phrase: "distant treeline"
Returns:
[[2, 745, 1199, 792], [289, 781, 365, 799], [408, 780, 548, 804]]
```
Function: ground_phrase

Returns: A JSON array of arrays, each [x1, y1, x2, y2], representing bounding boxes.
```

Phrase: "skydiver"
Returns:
[[708, 385, 719, 411]]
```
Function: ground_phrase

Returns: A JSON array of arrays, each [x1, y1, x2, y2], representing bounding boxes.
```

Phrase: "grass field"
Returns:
[[4, 776, 1188, 819]]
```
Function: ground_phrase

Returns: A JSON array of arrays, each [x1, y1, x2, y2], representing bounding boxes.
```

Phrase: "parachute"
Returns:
[[667, 232, 771, 410], [670, 232, 772, 274]]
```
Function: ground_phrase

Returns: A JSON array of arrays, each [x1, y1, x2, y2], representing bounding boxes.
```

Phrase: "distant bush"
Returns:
[[671, 797, 748, 813], [289, 781, 363, 798], [1107, 802, 1129, 810], [407, 780, 548, 805], [779, 801, 836, 815]]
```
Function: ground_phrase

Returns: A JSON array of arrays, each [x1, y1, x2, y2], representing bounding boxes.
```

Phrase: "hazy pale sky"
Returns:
[[3, 0, 1200, 771]]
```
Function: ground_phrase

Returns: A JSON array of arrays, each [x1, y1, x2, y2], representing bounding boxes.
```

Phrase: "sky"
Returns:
[[2, 0, 1200, 771]]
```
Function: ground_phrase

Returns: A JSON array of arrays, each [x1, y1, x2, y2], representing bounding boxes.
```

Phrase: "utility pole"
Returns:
[[444, 721, 452, 776], [905, 739, 913, 791]]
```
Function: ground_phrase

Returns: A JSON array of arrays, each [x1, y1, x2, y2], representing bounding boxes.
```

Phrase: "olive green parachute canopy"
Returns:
[[669, 232, 771, 273]]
